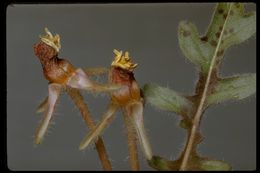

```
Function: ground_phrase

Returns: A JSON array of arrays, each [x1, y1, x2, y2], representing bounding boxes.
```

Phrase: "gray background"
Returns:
[[7, 3, 256, 171]]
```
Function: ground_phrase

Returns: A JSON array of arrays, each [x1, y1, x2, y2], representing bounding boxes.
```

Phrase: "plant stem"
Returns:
[[66, 87, 112, 171], [123, 112, 140, 170], [179, 3, 233, 171]]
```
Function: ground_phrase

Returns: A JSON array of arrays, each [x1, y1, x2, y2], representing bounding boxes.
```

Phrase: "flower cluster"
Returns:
[[33, 28, 152, 170]]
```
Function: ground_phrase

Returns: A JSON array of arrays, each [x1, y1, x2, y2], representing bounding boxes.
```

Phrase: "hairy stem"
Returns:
[[79, 103, 117, 150], [84, 67, 109, 76], [65, 87, 112, 171], [123, 111, 140, 171], [179, 3, 233, 171]]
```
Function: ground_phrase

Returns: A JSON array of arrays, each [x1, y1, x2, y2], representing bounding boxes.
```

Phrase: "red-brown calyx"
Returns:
[[109, 67, 141, 105], [34, 42, 75, 84]]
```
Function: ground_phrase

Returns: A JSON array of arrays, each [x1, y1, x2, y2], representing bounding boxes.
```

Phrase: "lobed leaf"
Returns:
[[206, 3, 256, 50], [178, 21, 213, 72], [143, 84, 192, 115], [207, 73, 256, 105], [178, 3, 256, 73]]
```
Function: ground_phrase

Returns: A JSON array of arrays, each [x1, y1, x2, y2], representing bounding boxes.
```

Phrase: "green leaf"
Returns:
[[178, 21, 213, 72], [143, 84, 192, 115], [148, 156, 172, 171], [207, 73, 256, 105], [206, 3, 256, 50], [178, 3, 256, 73], [199, 159, 232, 171], [147, 155, 232, 171]]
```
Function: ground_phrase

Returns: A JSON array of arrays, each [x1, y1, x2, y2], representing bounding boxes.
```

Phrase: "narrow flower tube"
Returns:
[[125, 101, 153, 160], [67, 68, 121, 92], [66, 68, 93, 90], [35, 83, 62, 144], [79, 103, 118, 150], [36, 96, 48, 114], [123, 111, 140, 170]]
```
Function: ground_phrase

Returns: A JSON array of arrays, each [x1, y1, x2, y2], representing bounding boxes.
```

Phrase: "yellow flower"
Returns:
[[111, 49, 138, 71], [39, 27, 61, 52]]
